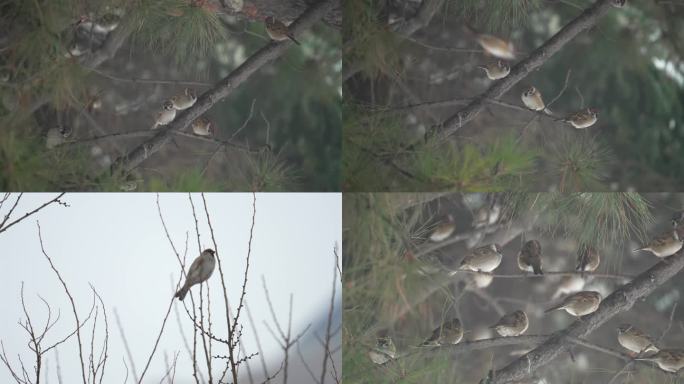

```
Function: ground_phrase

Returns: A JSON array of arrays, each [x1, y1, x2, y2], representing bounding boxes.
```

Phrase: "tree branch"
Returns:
[[109, 0, 337, 175], [482, 249, 684, 383], [432, 0, 616, 140]]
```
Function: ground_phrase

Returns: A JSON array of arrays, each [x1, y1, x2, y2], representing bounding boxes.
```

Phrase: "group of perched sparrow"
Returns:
[[468, 2, 629, 130], [369, 210, 684, 374], [151, 88, 213, 137], [66, 10, 122, 58]]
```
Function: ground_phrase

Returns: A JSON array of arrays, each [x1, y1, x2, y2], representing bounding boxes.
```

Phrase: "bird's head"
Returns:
[[204, 249, 216, 256]]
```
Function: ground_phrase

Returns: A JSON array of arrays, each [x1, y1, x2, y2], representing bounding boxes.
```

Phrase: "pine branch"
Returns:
[[482, 249, 684, 384], [431, 0, 616, 141], [109, 0, 337, 175]]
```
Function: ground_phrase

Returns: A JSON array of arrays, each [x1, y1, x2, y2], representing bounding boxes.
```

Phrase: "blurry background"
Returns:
[[0, 0, 341, 191], [343, 192, 684, 383], [344, 0, 684, 191], [0, 192, 342, 383]]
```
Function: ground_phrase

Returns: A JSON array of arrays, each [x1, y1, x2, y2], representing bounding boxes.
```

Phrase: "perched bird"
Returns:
[[368, 336, 396, 365], [576, 245, 600, 274], [80, 13, 120, 34], [119, 180, 138, 192], [561, 108, 598, 129], [170, 88, 197, 110], [152, 100, 177, 129], [633, 229, 683, 258], [612, 0, 626, 7], [521, 86, 552, 114], [45, 125, 72, 149], [465, 272, 494, 289], [65, 39, 89, 57], [191, 117, 213, 136], [265, 16, 300, 45], [429, 214, 456, 242], [544, 291, 601, 317], [477, 60, 510, 80], [617, 324, 659, 355], [490, 310, 529, 337], [551, 274, 585, 300], [175, 249, 216, 300], [635, 349, 684, 373], [457, 244, 503, 273], [473, 204, 501, 228], [421, 318, 463, 346], [517, 239, 543, 275]]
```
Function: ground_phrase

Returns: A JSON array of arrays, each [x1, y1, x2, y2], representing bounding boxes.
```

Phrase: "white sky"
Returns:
[[0, 193, 341, 383]]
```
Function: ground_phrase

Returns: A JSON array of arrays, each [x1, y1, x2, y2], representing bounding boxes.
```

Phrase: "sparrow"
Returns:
[[265, 16, 300, 45], [170, 88, 197, 110], [521, 86, 552, 114], [576, 245, 600, 274], [45, 125, 72, 149], [612, 0, 626, 7], [490, 310, 529, 337], [191, 117, 213, 136], [551, 274, 585, 299], [420, 318, 463, 346], [0, 69, 10, 83], [517, 239, 543, 275], [119, 181, 139, 192], [65, 39, 89, 57], [473, 204, 501, 228], [368, 336, 396, 365], [635, 349, 684, 373], [473, 32, 516, 60], [477, 61, 510, 80], [561, 108, 598, 129], [633, 229, 683, 258], [544, 291, 601, 317], [457, 244, 503, 273], [175, 249, 216, 300], [429, 214, 456, 242], [80, 14, 120, 34], [617, 324, 659, 355], [152, 100, 177, 129]]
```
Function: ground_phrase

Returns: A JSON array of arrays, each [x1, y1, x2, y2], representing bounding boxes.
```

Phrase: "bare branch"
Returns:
[[0, 194, 67, 235]]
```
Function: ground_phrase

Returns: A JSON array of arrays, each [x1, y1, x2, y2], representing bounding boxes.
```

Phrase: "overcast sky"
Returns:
[[0, 193, 341, 383]]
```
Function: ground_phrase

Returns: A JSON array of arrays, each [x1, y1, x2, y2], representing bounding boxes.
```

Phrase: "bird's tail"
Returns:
[[287, 34, 301, 45], [544, 303, 564, 313], [632, 247, 647, 253], [543, 108, 554, 116], [175, 284, 189, 301]]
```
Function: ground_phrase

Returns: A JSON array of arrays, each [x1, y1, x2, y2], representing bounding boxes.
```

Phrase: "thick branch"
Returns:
[[109, 0, 337, 174], [483, 249, 684, 384], [433, 0, 615, 140]]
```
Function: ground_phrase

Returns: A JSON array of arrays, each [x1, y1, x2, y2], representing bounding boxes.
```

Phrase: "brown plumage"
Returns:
[[544, 291, 601, 317], [265, 16, 300, 45], [421, 318, 463, 346], [517, 239, 543, 275], [634, 229, 683, 258], [635, 349, 684, 373], [490, 310, 529, 337], [576, 245, 600, 274]]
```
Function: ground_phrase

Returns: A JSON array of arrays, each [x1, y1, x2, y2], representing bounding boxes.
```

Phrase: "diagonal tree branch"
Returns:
[[109, 0, 338, 175], [482, 248, 684, 384], [432, 0, 616, 141]]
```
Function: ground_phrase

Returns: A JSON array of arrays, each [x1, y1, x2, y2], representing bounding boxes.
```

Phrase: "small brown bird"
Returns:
[[544, 291, 601, 317], [175, 249, 216, 300], [517, 239, 543, 275], [490, 310, 529, 337], [617, 324, 659, 355], [635, 349, 684, 373], [265, 16, 300, 45], [420, 318, 463, 346], [477, 60, 510, 80], [551, 274, 585, 299], [633, 229, 683, 258], [473, 204, 501, 228], [521, 86, 552, 114], [429, 215, 456, 242], [191, 117, 213, 136], [170, 88, 197, 110], [576, 245, 600, 274], [475, 34, 515, 59], [457, 244, 503, 273], [561, 108, 598, 129], [612, 0, 626, 7], [465, 271, 494, 289], [368, 336, 396, 365], [152, 100, 177, 129]]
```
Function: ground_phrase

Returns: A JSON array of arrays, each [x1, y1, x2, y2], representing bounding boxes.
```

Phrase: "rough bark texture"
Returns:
[[434, 0, 615, 141], [481, 249, 684, 384]]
